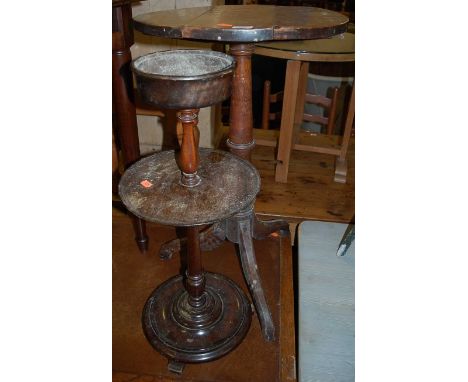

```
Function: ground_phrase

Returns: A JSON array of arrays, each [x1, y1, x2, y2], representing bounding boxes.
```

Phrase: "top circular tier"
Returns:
[[132, 50, 235, 109], [133, 5, 348, 43]]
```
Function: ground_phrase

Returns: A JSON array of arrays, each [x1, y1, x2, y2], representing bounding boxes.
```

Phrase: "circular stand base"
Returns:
[[142, 272, 252, 363]]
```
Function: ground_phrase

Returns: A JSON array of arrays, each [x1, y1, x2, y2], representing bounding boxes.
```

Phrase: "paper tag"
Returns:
[[140, 180, 153, 188]]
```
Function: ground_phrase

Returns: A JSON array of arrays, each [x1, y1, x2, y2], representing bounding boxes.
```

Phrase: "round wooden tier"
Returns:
[[142, 272, 252, 363], [133, 5, 348, 42], [118, 148, 260, 227]]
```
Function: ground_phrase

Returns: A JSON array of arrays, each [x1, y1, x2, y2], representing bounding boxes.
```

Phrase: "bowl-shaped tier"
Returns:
[[118, 149, 260, 227], [132, 49, 235, 109]]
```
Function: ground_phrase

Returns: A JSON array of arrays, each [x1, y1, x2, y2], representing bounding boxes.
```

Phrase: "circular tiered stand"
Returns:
[[119, 50, 261, 371]]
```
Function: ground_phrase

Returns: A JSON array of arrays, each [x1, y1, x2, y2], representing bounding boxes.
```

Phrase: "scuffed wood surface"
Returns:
[[134, 5, 348, 42]]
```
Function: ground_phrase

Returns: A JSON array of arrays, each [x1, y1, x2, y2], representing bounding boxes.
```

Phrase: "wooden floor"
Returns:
[[251, 139, 355, 224]]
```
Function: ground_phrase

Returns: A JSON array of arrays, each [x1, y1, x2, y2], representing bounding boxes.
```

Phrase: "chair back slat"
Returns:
[[262, 79, 339, 135], [303, 113, 328, 125], [304, 93, 331, 108]]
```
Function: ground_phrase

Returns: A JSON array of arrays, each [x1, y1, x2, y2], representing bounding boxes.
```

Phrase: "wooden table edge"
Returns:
[[254, 45, 355, 63]]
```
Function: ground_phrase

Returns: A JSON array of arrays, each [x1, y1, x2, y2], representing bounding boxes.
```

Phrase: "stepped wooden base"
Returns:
[[142, 272, 252, 364], [113, 211, 296, 381]]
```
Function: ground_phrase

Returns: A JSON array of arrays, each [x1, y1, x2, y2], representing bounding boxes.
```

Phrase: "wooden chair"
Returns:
[[262, 79, 339, 135], [259, 75, 354, 183]]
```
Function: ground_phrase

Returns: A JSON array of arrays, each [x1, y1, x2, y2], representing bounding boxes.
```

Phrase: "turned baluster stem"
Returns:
[[185, 226, 206, 308], [177, 109, 201, 187]]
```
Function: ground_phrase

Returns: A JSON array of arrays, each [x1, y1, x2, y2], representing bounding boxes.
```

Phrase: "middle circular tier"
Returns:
[[118, 148, 260, 226]]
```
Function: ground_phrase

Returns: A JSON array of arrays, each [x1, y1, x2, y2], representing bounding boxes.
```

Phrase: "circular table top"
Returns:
[[133, 5, 348, 43], [118, 149, 260, 227], [254, 32, 354, 62]]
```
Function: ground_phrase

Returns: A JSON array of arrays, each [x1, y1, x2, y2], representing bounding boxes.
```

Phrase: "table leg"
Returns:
[[112, 1, 148, 252]]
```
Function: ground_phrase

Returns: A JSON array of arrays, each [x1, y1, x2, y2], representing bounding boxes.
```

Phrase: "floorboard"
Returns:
[[253, 142, 355, 224]]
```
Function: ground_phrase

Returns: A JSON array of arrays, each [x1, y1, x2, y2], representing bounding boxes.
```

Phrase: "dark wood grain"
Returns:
[[134, 5, 348, 42]]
